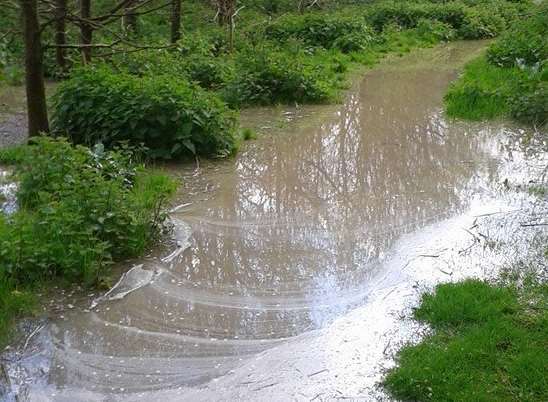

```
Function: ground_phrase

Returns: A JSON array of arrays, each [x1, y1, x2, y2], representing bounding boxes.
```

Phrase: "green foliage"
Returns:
[[116, 47, 235, 91], [445, 5, 548, 127], [456, 8, 505, 39], [222, 44, 342, 106], [384, 279, 548, 401], [445, 57, 524, 120], [0, 137, 176, 285], [0, 144, 32, 165], [0, 64, 24, 86], [0, 276, 36, 345], [415, 18, 457, 42], [241, 127, 258, 140], [365, 0, 512, 39], [487, 9, 548, 67], [414, 280, 519, 329], [52, 66, 239, 159], [508, 78, 548, 126], [265, 13, 378, 52]]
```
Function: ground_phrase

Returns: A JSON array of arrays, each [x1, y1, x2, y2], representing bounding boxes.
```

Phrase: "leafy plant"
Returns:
[[416, 18, 456, 42], [365, 0, 512, 39], [487, 11, 548, 67], [51, 66, 239, 159], [509, 78, 548, 126], [222, 43, 340, 106], [0, 137, 176, 285], [265, 13, 378, 52]]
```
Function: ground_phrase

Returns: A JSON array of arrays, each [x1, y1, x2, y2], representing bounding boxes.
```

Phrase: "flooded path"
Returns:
[[3, 41, 547, 401]]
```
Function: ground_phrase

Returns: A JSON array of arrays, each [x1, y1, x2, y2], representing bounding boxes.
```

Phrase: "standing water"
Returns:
[[3, 41, 547, 401]]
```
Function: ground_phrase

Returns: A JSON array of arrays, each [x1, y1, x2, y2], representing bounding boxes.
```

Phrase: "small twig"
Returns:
[[383, 339, 391, 355], [22, 324, 44, 352], [308, 368, 328, 377], [253, 382, 278, 391]]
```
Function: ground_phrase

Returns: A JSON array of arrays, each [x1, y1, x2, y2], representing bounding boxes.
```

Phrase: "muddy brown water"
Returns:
[[3, 41, 547, 401]]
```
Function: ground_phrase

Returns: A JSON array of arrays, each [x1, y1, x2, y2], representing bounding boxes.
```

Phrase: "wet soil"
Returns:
[[2, 41, 547, 401], [0, 83, 56, 148]]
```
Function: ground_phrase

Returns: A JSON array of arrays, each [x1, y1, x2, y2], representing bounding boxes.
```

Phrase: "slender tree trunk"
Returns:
[[21, 0, 49, 137], [54, 0, 67, 72], [80, 0, 92, 63], [123, 0, 138, 35], [217, 0, 234, 26], [170, 0, 182, 44]]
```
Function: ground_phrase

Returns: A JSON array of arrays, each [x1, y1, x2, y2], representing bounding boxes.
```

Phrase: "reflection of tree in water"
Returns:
[[174, 69, 503, 296]]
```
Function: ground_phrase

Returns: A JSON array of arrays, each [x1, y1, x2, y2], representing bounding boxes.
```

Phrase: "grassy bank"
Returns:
[[0, 138, 176, 345], [445, 3, 547, 126], [383, 277, 548, 401]]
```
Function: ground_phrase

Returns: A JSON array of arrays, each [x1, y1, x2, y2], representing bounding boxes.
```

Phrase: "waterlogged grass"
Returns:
[[445, 57, 526, 120], [444, 4, 547, 126], [0, 277, 36, 345], [0, 137, 176, 345], [384, 279, 548, 401]]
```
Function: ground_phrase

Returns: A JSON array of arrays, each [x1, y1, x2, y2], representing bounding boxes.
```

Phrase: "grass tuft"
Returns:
[[384, 279, 548, 401], [444, 57, 525, 121]]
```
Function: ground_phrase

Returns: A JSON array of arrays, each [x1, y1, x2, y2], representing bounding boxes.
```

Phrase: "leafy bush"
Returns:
[[487, 12, 548, 67], [222, 44, 340, 106], [0, 137, 176, 284], [0, 64, 24, 86], [265, 13, 377, 52], [456, 8, 505, 39], [446, 2, 547, 127], [509, 77, 548, 126], [416, 18, 456, 42], [365, 1, 509, 39], [52, 67, 239, 159]]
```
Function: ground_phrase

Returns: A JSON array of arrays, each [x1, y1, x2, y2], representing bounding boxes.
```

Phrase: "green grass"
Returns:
[[444, 57, 526, 121], [384, 279, 548, 401], [444, 5, 547, 126], [0, 277, 36, 346]]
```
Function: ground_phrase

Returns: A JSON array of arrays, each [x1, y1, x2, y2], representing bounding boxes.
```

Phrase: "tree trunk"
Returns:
[[170, 0, 181, 44], [80, 0, 92, 63], [54, 0, 67, 72], [123, 0, 138, 35], [217, 0, 234, 26], [21, 0, 49, 137]]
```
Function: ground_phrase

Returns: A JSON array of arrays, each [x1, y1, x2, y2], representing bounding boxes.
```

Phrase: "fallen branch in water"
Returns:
[[22, 324, 44, 352]]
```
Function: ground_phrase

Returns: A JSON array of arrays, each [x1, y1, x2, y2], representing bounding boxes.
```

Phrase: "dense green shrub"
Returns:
[[52, 67, 239, 159], [509, 77, 548, 126], [365, 1, 509, 39], [456, 8, 505, 39], [487, 11, 548, 67], [415, 18, 457, 42], [0, 137, 176, 284], [222, 44, 340, 106], [118, 48, 235, 90], [264, 13, 377, 52]]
